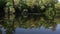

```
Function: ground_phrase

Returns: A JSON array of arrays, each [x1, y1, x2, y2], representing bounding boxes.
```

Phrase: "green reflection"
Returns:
[[0, 14, 58, 34]]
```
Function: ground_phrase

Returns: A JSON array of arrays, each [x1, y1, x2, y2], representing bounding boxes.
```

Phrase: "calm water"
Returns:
[[0, 15, 60, 34], [1, 24, 60, 34]]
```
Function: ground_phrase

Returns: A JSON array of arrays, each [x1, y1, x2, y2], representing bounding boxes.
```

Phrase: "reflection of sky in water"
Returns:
[[1, 24, 60, 34], [1, 27, 6, 34], [56, 24, 60, 29]]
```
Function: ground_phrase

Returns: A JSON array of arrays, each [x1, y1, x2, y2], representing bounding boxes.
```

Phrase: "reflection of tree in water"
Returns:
[[0, 15, 57, 34], [0, 6, 57, 34], [0, 15, 15, 34], [15, 16, 57, 30]]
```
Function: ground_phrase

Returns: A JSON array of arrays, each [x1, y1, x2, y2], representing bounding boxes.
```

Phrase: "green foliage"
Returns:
[[0, 0, 6, 7]]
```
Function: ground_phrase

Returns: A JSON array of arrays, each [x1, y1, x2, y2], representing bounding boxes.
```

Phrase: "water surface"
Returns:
[[0, 15, 60, 34]]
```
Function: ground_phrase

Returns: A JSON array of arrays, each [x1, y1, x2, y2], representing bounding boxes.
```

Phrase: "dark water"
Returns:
[[0, 15, 60, 34]]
